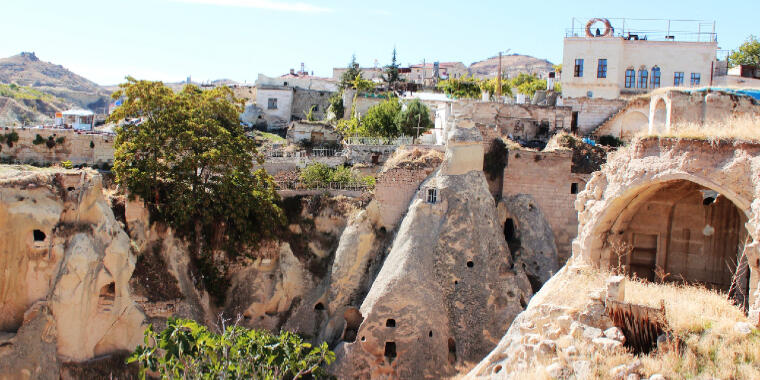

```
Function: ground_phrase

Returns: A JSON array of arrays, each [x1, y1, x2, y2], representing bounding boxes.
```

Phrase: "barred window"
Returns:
[[426, 188, 438, 204]]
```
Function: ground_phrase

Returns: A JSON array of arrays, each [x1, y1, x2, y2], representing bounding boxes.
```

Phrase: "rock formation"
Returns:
[[0, 167, 145, 378], [330, 121, 532, 378]]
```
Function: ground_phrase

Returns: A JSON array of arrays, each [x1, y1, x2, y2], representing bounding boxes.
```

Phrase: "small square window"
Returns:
[[267, 98, 278, 110], [426, 188, 438, 204], [674, 72, 685, 86], [690, 73, 701, 86]]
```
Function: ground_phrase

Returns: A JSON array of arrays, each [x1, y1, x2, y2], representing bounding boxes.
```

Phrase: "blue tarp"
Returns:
[[682, 87, 760, 101]]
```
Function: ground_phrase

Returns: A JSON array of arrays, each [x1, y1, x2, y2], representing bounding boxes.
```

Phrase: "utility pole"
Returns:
[[497, 52, 503, 98]]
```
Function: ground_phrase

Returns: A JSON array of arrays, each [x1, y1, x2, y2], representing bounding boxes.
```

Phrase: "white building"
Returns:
[[56, 109, 95, 130], [561, 18, 718, 99], [254, 85, 293, 130]]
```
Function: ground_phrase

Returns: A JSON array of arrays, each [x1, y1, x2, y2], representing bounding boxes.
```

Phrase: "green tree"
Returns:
[[436, 76, 482, 99], [300, 162, 333, 187], [509, 73, 547, 98], [382, 47, 403, 91], [729, 35, 760, 67], [129, 318, 335, 380], [395, 99, 432, 137], [479, 78, 513, 99], [363, 97, 402, 138], [327, 93, 344, 120], [340, 54, 363, 90], [107, 78, 284, 282]]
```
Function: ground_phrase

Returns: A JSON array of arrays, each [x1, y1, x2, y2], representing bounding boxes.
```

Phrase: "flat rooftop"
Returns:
[[565, 18, 717, 43]]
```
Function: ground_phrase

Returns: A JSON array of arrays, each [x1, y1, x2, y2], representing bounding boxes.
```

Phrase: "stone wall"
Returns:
[[449, 100, 573, 143], [650, 89, 760, 133], [0, 127, 114, 165], [375, 167, 434, 229], [502, 149, 590, 261], [560, 97, 626, 136], [292, 88, 334, 121]]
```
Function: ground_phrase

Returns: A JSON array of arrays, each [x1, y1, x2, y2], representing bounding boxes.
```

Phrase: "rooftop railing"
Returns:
[[565, 18, 717, 43]]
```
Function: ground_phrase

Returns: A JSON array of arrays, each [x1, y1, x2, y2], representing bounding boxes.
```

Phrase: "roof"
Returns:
[[62, 109, 94, 116], [410, 62, 464, 69]]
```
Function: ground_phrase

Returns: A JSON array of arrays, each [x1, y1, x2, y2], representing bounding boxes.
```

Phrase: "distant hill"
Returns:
[[469, 54, 555, 79], [0, 52, 111, 125]]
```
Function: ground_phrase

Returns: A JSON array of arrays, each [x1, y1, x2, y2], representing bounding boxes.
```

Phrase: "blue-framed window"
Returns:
[[574, 59, 584, 77], [651, 67, 661, 88], [638, 69, 648, 89], [625, 69, 635, 88], [690, 73, 701, 86], [674, 72, 685, 86], [597, 59, 607, 78]]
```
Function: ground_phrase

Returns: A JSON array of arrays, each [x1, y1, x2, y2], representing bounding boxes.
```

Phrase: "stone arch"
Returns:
[[649, 96, 669, 134], [574, 138, 760, 316], [619, 110, 649, 138]]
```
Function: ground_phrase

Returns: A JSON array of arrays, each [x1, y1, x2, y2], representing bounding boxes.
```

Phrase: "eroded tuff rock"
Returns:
[[330, 124, 532, 379], [0, 167, 145, 377], [498, 194, 560, 290]]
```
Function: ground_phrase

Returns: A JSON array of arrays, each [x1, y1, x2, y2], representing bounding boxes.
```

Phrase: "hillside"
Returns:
[[0, 52, 111, 124], [469, 53, 555, 79]]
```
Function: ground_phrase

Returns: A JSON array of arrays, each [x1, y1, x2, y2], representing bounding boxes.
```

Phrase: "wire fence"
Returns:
[[275, 180, 370, 192]]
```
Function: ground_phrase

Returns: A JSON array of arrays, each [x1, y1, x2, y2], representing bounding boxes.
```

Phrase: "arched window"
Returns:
[[625, 69, 635, 88], [638, 69, 648, 89], [650, 67, 661, 88]]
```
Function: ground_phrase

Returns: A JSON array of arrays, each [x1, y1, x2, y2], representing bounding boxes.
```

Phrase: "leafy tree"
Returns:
[[363, 97, 402, 138], [327, 93, 344, 120], [339, 54, 363, 90], [108, 78, 285, 292], [335, 114, 364, 136], [395, 99, 432, 137], [509, 73, 547, 98], [553, 64, 562, 74], [436, 76, 482, 99], [729, 35, 760, 67], [300, 162, 333, 187], [479, 78, 513, 99], [128, 318, 335, 380], [382, 47, 403, 91]]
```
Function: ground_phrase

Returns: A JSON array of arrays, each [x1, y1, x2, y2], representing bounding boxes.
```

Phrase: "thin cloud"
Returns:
[[170, 0, 331, 13]]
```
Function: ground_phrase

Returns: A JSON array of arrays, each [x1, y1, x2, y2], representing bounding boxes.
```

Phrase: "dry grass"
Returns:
[[641, 115, 760, 143], [517, 267, 760, 379], [380, 146, 444, 173]]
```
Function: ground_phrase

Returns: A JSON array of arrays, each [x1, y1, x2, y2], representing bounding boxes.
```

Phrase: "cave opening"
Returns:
[[599, 180, 750, 308], [447, 338, 457, 364], [384, 342, 397, 363], [385, 318, 396, 327], [33, 229, 46, 242], [341, 308, 363, 343]]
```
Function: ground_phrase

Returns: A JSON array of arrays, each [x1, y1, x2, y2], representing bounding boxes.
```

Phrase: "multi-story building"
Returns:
[[561, 18, 718, 100]]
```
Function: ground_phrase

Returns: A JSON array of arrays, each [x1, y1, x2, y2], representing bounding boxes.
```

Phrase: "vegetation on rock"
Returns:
[[300, 162, 375, 188], [108, 77, 285, 298], [128, 318, 335, 380]]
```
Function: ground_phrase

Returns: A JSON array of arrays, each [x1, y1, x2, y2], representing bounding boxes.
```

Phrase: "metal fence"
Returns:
[[275, 181, 370, 191], [344, 135, 414, 146]]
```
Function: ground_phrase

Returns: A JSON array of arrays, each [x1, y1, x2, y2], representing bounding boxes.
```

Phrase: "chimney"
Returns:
[[290, 68, 295, 75]]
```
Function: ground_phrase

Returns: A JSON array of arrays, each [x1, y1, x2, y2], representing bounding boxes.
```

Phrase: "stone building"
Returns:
[[409, 62, 469, 86], [253, 74, 338, 130], [561, 18, 718, 100], [285, 121, 341, 145]]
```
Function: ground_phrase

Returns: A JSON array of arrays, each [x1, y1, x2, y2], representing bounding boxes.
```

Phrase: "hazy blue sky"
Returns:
[[1, 0, 755, 85]]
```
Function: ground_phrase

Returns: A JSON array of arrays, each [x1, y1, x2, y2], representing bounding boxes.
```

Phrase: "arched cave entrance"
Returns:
[[595, 179, 750, 306]]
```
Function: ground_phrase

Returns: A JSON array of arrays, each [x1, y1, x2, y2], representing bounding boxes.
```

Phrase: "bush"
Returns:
[[300, 163, 374, 189], [128, 318, 335, 379], [60, 160, 73, 169], [597, 134, 625, 147], [33, 134, 45, 145], [0, 131, 19, 147], [483, 138, 508, 180]]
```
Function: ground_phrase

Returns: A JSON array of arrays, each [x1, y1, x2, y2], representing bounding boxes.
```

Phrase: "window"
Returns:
[[574, 59, 584, 77], [597, 59, 607, 78], [638, 69, 648, 89], [674, 72, 685, 86], [571, 183, 579, 194], [426, 188, 438, 204], [625, 69, 635, 88], [312, 104, 319, 112], [267, 98, 278, 109], [651, 67, 661, 88], [690, 73, 701, 86]]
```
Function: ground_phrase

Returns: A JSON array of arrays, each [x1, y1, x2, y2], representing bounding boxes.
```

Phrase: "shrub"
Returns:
[[33, 134, 45, 145], [598, 134, 625, 147], [60, 160, 73, 169], [128, 318, 335, 379]]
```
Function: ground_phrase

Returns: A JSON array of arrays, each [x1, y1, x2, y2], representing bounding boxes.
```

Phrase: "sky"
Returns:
[[0, 0, 755, 85]]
